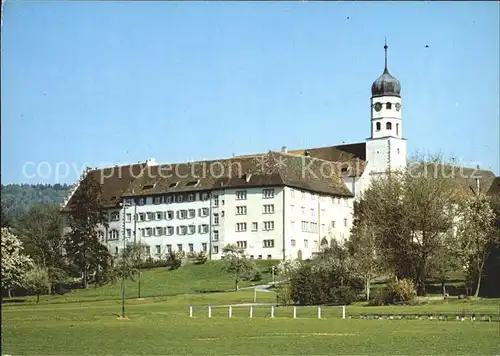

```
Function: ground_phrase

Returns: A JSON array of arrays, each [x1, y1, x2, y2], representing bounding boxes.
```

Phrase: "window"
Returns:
[[263, 239, 274, 248], [291, 239, 296, 247], [146, 246, 151, 256], [108, 230, 119, 240], [110, 212, 119, 221], [221, 211, 225, 217], [396, 123, 400, 135], [301, 221, 308, 232], [155, 227, 163, 236], [98, 231, 105, 241], [155, 245, 161, 255], [252, 222, 258, 231], [177, 244, 183, 252], [166, 210, 174, 220], [321, 224, 326, 234], [263, 221, 274, 231], [138, 198, 145, 206], [202, 192, 209, 201], [212, 246, 219, 254], [199, 207, 209, 217], [236, 206, 247, 215], [263, 204, 275, 214], [290, 221, 295, 230], [165, 196, 172, 204], [188, 194, 194, 202], [301, 206, 305, 215], [199, 224, 209, 234], [304, 239, 309, 248], [213, 214, 219, 225], [263, 189, 274, 199], [177, 195, 183, 203], [236, 190, 247, 200], [188, 225, 196, 235], [156, 212, 163, 220], [169, 182, 178, 188], [250, 255, 254, 259], [310, 222, 318, 233], [177, 226, 187, 235], [344, 218, 348, 227], [386, 122, 392, 130], [236, 223, 247, 232], [386, 102, 392, 110], [310, 208, 315, 217], [202, 243, 207, 252], [321, 209, 325, 217], [154, 197, 162, 205], [267, 255, 272, 260], [258, 255, 262, 259], [237, 241, 247, 249], [166, 244, 172, 252], [126, 213, 132, 222], [178, 210, 187, 219], [213, 196, 219, 207], [114, 247, 119, 255], [188, 243, 194, 253], [147, 212, 154, 221], [290, 189, 295, 198], [376, 122, 381, 131], [188, 209, 195, 218], [311, 194, 316, 201], [301, 192, 306, 200], [290, 204, 295, 213], [213, 230, 219, 241], [331, 220, 336, 228], [337, 197, 341, 204], [166, 226, 174, 236]]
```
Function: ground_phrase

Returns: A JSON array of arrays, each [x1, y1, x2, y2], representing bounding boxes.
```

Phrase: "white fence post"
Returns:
[[293, 306, 297, 319], [318, 306, 321, 319], [208, 306, 212, 318], [271, 306, 275, 318], [229, 306, 232, 318], [249, 305, 253, 318], [189, 306, 193, 318], [342, 305, 346, 319]]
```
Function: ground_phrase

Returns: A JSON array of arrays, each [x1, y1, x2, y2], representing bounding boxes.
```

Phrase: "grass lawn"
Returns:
[[17, 261, 276, 304], [2, 292, 500, 355]]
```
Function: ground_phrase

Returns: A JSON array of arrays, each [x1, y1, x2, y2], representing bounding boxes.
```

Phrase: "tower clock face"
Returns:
[[374, 102, 382, 112], [395, 103, 401, 111]]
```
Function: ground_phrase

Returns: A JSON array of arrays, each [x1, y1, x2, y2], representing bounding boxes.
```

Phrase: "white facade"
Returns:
[[98, 185, 354, 261]]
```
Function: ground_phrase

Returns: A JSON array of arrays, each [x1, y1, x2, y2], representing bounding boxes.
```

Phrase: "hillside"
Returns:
[[1, 183, 71, 222], [45, 260, 277, 303]]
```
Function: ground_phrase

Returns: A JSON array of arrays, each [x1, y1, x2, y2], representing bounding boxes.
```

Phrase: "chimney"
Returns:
[[281, 145, 287, 153]]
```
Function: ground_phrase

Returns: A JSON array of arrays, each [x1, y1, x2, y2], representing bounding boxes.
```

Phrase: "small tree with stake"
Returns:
[[24, 264, 50, 303], [221, 244, 255, 291]]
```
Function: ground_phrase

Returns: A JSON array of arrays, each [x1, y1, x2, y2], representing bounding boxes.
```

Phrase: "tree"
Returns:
[[111, 243, 147, 283], [349, 209, 385, 301], [221, 244, 255, 291], [24, 264, 50, 303], [13, 204, 67, 291], [358, 157, 464, 295], [1, 228, 33, 297], [456, 192, 498, 297], [65, 174, 111, 288], [1, 206, 10, 228]]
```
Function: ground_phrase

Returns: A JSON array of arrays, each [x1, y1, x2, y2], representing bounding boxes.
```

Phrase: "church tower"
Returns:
[[366, 41, 407, 175]]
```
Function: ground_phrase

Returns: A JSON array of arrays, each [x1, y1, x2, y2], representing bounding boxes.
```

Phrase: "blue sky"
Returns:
[[2, 1, 499, 184]]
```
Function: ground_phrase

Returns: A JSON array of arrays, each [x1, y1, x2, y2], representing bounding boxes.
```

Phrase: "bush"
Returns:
[[386, 278, 417, 305], [193, 251, 208, 265], [138, 258, 169, 269], [166, 251, 183, 270], [368, 288, 389, 306]]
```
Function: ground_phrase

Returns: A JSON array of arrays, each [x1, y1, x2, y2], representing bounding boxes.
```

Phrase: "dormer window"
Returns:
[[142, 184, 155, 190], [169, 182, 179, 188], [186, 180, 199, 187], [386, 102, 392, 110]]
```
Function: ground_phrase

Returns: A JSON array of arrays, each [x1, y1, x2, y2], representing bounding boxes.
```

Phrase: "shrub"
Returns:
[[166, 251, 183, 270], [368, 288, 389, 306], [386, 278, 417, 304], [138, 258, 169, 269], [193, 251, 208, 265]]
